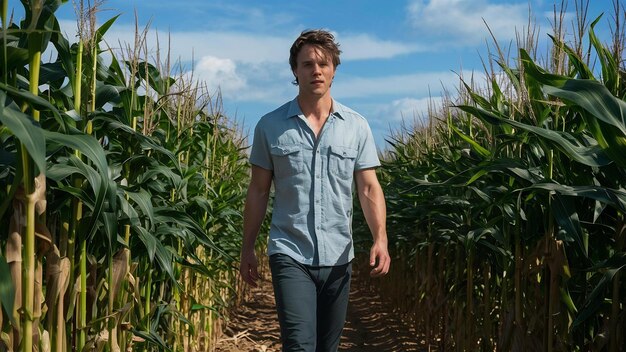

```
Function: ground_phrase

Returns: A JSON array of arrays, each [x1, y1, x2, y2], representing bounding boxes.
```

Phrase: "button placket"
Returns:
[[312, 119, 329, 263]]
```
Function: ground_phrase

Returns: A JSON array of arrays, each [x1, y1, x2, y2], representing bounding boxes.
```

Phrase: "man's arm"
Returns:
[[355, 168, 390, 277], [240, 165, 273, 287]]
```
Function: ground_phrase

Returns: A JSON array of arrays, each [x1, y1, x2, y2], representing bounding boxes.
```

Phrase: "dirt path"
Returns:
[[214, 267, 425, 352]]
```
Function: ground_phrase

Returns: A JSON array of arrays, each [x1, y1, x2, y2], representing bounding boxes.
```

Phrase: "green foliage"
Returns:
[[0, 1, 248, 350], [355, 8, 626, 352]]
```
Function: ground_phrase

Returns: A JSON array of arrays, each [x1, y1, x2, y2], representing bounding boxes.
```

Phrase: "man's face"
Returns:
[[293, 44, 336, 98]]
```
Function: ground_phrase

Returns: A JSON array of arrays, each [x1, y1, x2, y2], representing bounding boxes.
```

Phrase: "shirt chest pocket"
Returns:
[[271, 144, 303, 178], [329, 146, 358, 178]]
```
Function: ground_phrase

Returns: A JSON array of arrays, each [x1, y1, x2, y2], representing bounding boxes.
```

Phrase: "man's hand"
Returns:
[[240, 249, 260, 287], [369, 240, 390, 277], [240, 165, 272, 287]]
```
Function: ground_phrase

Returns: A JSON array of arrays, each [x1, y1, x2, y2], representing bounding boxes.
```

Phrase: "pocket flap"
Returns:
[[270, 144, 301, 156], [330, 146, 357, 159]]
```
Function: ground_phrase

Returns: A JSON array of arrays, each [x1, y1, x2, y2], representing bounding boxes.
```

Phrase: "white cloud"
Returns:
[[63, 18, 426, 104], [375, 97, 443, 124], [194, 56, 246, 95], [338, 34, 425, 60], [333, 71, 460, 99], [100, 26, 293, 64], [63, 20, 420, 67], [407, 0, 530, 46]]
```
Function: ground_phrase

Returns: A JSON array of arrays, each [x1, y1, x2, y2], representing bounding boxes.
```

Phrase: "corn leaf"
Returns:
[[0, 91, 47, 173]]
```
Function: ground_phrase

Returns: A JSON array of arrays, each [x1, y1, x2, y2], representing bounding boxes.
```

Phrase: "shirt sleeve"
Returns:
[[355, 120, 381, 170], [249, 121, 273, 170]]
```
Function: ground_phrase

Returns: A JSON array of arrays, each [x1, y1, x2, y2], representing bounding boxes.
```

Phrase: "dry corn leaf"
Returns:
[[40, 330, 50, 352], [65, 277, 80, 322], [7, 232, 21, 332], [84, 329, 121, 352], [6, 202, 22, 264], [44, 248, 69, 309], [8, 191, 23, 335], [126, 272, 144, 314], [87, 255, 99, 321], [31, 173, 47, 216], [32, 260, 44, 349], [1, 331, 13, 352], [111, 248, 130, 303], [35, 221, 52, 257], [34, 260, 43, 319], [44, 247, 70, 352]]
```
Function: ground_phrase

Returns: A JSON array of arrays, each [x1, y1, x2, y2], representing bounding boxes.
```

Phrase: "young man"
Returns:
[[239, 29, 390, 352]]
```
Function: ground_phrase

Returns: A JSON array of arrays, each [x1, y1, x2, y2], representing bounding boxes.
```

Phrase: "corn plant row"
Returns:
[[353, 1, 626, 351], [0, 1, 249, 351]]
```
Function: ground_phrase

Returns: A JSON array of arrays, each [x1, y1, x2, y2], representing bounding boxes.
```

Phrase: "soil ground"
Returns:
[[214, 266, 426, 352]]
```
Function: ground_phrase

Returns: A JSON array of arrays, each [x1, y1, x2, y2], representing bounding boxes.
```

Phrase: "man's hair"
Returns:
[[289, 29, 341, 85]]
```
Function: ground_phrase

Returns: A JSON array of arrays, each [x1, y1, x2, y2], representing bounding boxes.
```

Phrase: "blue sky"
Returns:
[[41, 1, 617, 149]]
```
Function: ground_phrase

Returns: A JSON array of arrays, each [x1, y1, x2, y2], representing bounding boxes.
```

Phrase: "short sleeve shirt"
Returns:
[[249, 97, 380, 266]]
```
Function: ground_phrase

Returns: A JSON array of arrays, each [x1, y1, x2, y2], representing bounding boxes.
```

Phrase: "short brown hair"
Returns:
[[289, 29, 341, 84]]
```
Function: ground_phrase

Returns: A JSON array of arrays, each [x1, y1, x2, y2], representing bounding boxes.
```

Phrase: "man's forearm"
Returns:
[[359, 182, 388, 243], [242, 189, 270, 251]]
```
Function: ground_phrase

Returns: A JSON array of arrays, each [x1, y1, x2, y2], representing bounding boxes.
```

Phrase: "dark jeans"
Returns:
[[269, 254, 352, 352]]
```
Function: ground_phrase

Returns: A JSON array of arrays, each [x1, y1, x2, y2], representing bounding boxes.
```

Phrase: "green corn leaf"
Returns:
[[458, 105, 611, 167], [526, 183, 626, 214], [0, 91, 47, 173], [0, 81, 66, 129], [588, 15, 618, 93], [450, 124, 491, 158], [94, 83, 123, 109], [551, 193, 587, 260], [573, 265, 624, 329], [45, 134, 115, 244], [0, 46, 29, 72], [560, 287, 577, 314], [117, 190, 140, 227], [154, 241, 179, 289], [49, 16, 75, 103], [46, 163, 82, 181], [547, 34, 594, 80], [135, 226, 157, 263], [131, 329, 172, 352], [126, 188, 155, 225], [94, 14, 120, 42]]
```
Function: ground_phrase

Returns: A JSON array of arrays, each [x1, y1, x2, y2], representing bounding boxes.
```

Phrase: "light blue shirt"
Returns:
[[249, 97, 380, 266]]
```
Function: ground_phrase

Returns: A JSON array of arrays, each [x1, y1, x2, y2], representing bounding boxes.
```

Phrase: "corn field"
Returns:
[[1, 0, 249, 351], [352, 1, 626, 351], [3, 0, 626, 352]]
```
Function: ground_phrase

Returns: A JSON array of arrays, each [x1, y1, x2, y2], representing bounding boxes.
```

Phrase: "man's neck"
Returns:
[[297, 94, 333, 121]]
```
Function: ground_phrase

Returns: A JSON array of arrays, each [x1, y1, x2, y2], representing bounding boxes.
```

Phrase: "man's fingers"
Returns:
[[369, 249, 377, 267], [242, 271, 258, 287], [240, 262, 259, 287], [249, 264, 259, 280], [369, 253, 390, 277]]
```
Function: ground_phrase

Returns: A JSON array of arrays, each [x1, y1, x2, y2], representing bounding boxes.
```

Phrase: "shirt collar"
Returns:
[[286, 97, 345, 120]]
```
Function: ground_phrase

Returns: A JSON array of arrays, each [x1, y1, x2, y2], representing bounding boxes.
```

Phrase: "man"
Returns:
[[239, 29, 390, 352]]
